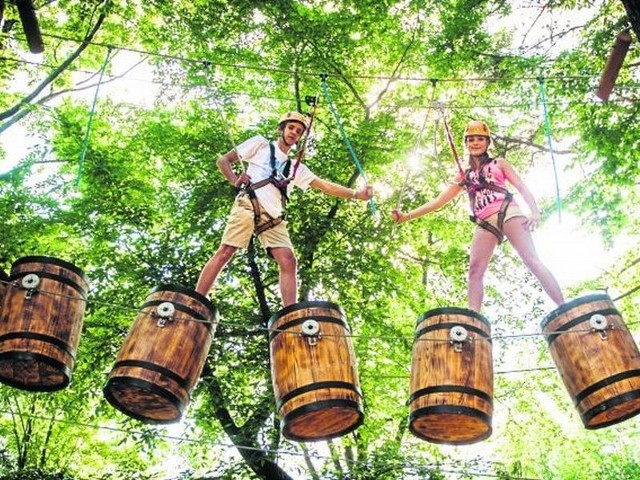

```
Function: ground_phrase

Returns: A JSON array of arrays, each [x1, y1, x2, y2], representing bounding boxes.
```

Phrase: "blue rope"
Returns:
[[75, 47, 113, 186], [537, 77, 562, 223], [320, 75, 376, 213]]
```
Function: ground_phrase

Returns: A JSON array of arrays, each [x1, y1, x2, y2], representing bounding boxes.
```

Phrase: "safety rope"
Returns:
[[537, 77, 562, 222], [75, 46, 113, 186], [291, 94, 319, 179], [439, 105, 466, 180], [319, 74, 376, 213]]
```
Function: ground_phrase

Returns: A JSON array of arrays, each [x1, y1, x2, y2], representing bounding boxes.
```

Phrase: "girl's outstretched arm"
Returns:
[[391, 178, 463, 224]]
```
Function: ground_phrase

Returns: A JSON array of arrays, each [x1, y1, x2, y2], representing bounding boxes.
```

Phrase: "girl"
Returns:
[[391, 120, 564, 312]]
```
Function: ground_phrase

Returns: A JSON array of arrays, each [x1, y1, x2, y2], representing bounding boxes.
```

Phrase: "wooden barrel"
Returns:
[[0, 256, 88, 391], [269, 301, 364, 442], [541, 293, 640, 429], [409, 307, 493, 445], [103, 285, 216, 424]]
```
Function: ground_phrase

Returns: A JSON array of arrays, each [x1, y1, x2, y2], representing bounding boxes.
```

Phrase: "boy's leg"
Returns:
[[269, 247, 298, 307], [197, 195, 254, 296], [195, 244, 238, 296]]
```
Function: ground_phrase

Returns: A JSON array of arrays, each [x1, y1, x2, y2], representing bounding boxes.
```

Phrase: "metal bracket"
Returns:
[[21, 273, 40, 300], [156, 302, 175, 328], [450, 325, 469, 353], [590, 313, 609, 340], [301, 319, 320, 346]]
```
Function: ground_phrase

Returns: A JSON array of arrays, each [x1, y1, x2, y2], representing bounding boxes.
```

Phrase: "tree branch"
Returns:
[[0, 7, 107, 131]]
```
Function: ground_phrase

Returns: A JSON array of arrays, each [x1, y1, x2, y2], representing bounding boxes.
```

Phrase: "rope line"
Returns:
[[537, 77, 562, 222], [0, 408, 541, 480], [0, 30, 599, 86], [2, 55, 638, 113], [1, 278, 637, 343], [75, 46, 113, 186], [320, 74, 376, 213]]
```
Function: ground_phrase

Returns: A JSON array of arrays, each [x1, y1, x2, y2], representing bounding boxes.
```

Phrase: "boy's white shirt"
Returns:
[[237, 135, 316, 219]]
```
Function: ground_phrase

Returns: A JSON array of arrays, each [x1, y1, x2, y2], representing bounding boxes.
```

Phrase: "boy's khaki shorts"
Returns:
[[221, 195, 293, 250]]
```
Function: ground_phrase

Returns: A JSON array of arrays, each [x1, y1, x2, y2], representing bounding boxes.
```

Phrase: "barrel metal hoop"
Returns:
[[141, 300, 213, 331], [573, 369, 640, 405], [541, 293, 613, 328], [0, 332, 76, 358], [282, 399, 364, 442], [544, 308, 620, 346], [276, 380, 363, 411], [269, 316, 347, 341], [8, 271, 87, 299], [12, 256, 88, 283], [112, 359, 191, 390], [0, 351, 71, 391], [417, 307, 491, 327], [409, 405, 492, 444], [148, 284, 216, 318], [269, 301, 346, 327], [408, 384, 493, 406], [582, 389, 640, 429], [414, 322, 491, 343], [103, 376, 185, 424]]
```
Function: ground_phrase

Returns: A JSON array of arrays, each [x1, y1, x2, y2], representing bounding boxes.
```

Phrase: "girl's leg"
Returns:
[[468, 228, 499, 311], [503, 218, 565, 306]]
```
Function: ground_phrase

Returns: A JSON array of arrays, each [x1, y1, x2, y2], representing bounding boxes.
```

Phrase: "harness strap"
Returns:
[[241, 142, 290, 235], [471, 216, 505, 243], [465, 171, 514, 244]]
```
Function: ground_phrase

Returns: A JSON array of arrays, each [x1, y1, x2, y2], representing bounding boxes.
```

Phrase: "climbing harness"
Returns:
[[441, 111, 512, 243], [464, 168, 513, 244], [76, 46, 113, 186], [537, 77, 562, 222], [319, 74, 376, 213], [243, 143, 292, 235], [246, 99, 318, 235]]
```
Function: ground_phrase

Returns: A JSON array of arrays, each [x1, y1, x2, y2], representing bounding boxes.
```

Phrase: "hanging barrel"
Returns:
[[0, 256, 88, 391], [103, 285, 216, 424], [409, 307, 493, 445], [269, 301, 364, 442], [541, 293, 640, 429]]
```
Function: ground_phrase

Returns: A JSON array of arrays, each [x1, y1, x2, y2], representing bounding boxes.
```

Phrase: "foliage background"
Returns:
[[0, 0, 639, 479]]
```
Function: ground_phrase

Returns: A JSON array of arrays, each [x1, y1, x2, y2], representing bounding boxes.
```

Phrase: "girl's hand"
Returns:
[[524, 211, 540, 230], [391, 209, 407, 223]]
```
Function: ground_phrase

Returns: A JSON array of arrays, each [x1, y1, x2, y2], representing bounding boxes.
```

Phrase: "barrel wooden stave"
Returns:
[[542, 294, 640, 428], [0, 256, 88, 391], [0, 268, 8, 308], [409, 307, 493, 445], [104, 286, 215, 424], [269, 301, 364, 442]]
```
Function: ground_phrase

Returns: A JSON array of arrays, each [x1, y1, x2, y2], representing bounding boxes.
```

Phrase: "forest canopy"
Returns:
[[0, 1, 639, 479]]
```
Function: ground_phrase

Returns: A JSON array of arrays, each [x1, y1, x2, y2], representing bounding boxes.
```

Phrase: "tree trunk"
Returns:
[[621, 0, 640, 40]]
